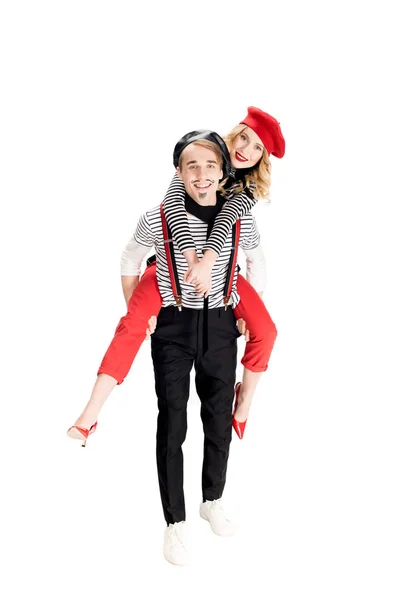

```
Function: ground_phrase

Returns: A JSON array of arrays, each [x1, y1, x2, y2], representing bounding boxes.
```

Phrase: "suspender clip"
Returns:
[[223, 296, 231, 310], [175, 296, 183, 311]]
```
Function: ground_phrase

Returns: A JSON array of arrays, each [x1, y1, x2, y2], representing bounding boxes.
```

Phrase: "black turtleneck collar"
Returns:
[[229, 166, 254, 181], [184, 191, 226, 224], [184, 191, 227, 239], [225, 165, 255, 193]]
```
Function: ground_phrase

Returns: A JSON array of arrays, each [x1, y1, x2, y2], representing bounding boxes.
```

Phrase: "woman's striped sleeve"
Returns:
[[163, 173, 196, 253], [203, 190, 257, 255]]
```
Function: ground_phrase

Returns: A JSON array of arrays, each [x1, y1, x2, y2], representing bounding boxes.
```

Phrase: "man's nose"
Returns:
[[197, 166, 207, 178]]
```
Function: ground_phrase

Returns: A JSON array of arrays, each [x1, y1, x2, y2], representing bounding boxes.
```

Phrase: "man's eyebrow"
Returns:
[[186, 159, 218, 165]]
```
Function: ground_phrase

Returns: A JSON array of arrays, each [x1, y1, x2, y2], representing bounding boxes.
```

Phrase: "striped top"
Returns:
[[131, 200, 261, 309], [163, 172, 257, 256]]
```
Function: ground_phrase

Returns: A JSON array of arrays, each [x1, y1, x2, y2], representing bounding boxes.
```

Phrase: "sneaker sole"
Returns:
[[163, 551, 188, 566]]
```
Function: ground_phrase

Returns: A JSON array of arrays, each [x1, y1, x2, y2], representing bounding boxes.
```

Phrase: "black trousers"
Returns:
[[151, 305, 240, 525]]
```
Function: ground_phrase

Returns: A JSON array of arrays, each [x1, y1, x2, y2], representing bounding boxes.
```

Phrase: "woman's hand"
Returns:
[[145, 315, 157, 340], [237, 318, 250, 342], [184, 261, 213, 297]]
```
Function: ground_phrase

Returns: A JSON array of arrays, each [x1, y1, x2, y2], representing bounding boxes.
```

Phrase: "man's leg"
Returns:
[[194, 307, 239, 502], [151, 307, 196, 525]]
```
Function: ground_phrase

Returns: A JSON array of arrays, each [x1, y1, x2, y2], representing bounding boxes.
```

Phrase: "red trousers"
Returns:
[[98, 263, 277, 384]]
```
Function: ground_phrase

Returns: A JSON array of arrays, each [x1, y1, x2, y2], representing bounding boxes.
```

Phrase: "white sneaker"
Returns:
[[163, 521, 188, 566], [199, 499, 235, 536]]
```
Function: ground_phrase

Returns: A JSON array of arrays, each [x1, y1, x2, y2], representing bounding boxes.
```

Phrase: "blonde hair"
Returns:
[[178, 139, 227, 195], [223, 124, 271, 201]]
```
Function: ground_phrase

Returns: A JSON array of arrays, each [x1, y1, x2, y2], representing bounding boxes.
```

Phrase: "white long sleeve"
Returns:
[[241, 244, 267, 293], [120, 236, 153, 276]]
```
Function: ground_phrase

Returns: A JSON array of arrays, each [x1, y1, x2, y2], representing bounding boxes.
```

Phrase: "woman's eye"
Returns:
[[240, 134, 247, 140], [255, 145, 262, 152]]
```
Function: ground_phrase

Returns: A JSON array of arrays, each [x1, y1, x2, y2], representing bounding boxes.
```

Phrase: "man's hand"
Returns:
[[184, 260, 213, 297], [237, 318, 250, 342], [145, 315, 157, 340]]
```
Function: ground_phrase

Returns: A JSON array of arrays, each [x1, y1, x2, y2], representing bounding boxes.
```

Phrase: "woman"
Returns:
[[67, 106, 285, 446]]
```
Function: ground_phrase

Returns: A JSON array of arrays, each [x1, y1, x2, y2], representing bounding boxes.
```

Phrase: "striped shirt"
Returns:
[[163, 172, 257, 256], [130, 201, 261, 310]]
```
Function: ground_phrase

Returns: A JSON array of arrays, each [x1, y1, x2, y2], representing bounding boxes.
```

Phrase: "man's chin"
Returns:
[[193, 187, 213, 200], [186, 184, 217, 204]]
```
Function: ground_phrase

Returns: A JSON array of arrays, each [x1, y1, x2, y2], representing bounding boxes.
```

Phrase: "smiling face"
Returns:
[[177, 142, 223, 205], [230, 126, 264, 169]]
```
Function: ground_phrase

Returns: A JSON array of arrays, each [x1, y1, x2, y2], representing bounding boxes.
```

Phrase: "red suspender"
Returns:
[[160, 203, 183, 310], [223, 220, 241, 310], [160, 202, 240, 312]]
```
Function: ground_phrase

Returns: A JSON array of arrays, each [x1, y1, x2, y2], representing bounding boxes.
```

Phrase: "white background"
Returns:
[[1, 1, 399, 598]]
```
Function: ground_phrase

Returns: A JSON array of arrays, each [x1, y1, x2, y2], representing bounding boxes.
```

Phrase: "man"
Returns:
[[129, 131, 264, 565]]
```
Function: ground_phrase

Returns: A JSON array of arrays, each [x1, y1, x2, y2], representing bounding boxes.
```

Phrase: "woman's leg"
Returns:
[[97, 263, 162, 384], [72, 373, 118, 429], [72, 264, 162, 429], [233, 274, 277, 422], [234, 370, 263, 423]]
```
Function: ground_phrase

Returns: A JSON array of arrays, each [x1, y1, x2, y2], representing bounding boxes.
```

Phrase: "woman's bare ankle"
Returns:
[[234, 394, 252, 422], [74, 412, 98, 429]]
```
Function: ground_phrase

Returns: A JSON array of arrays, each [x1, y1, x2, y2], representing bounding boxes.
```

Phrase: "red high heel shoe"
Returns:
[[67, 422, 98, 447], [232, 382, 247, 439]]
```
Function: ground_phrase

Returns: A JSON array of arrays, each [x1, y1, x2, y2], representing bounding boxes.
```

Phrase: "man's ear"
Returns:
[[176, 167, 183, 181]]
